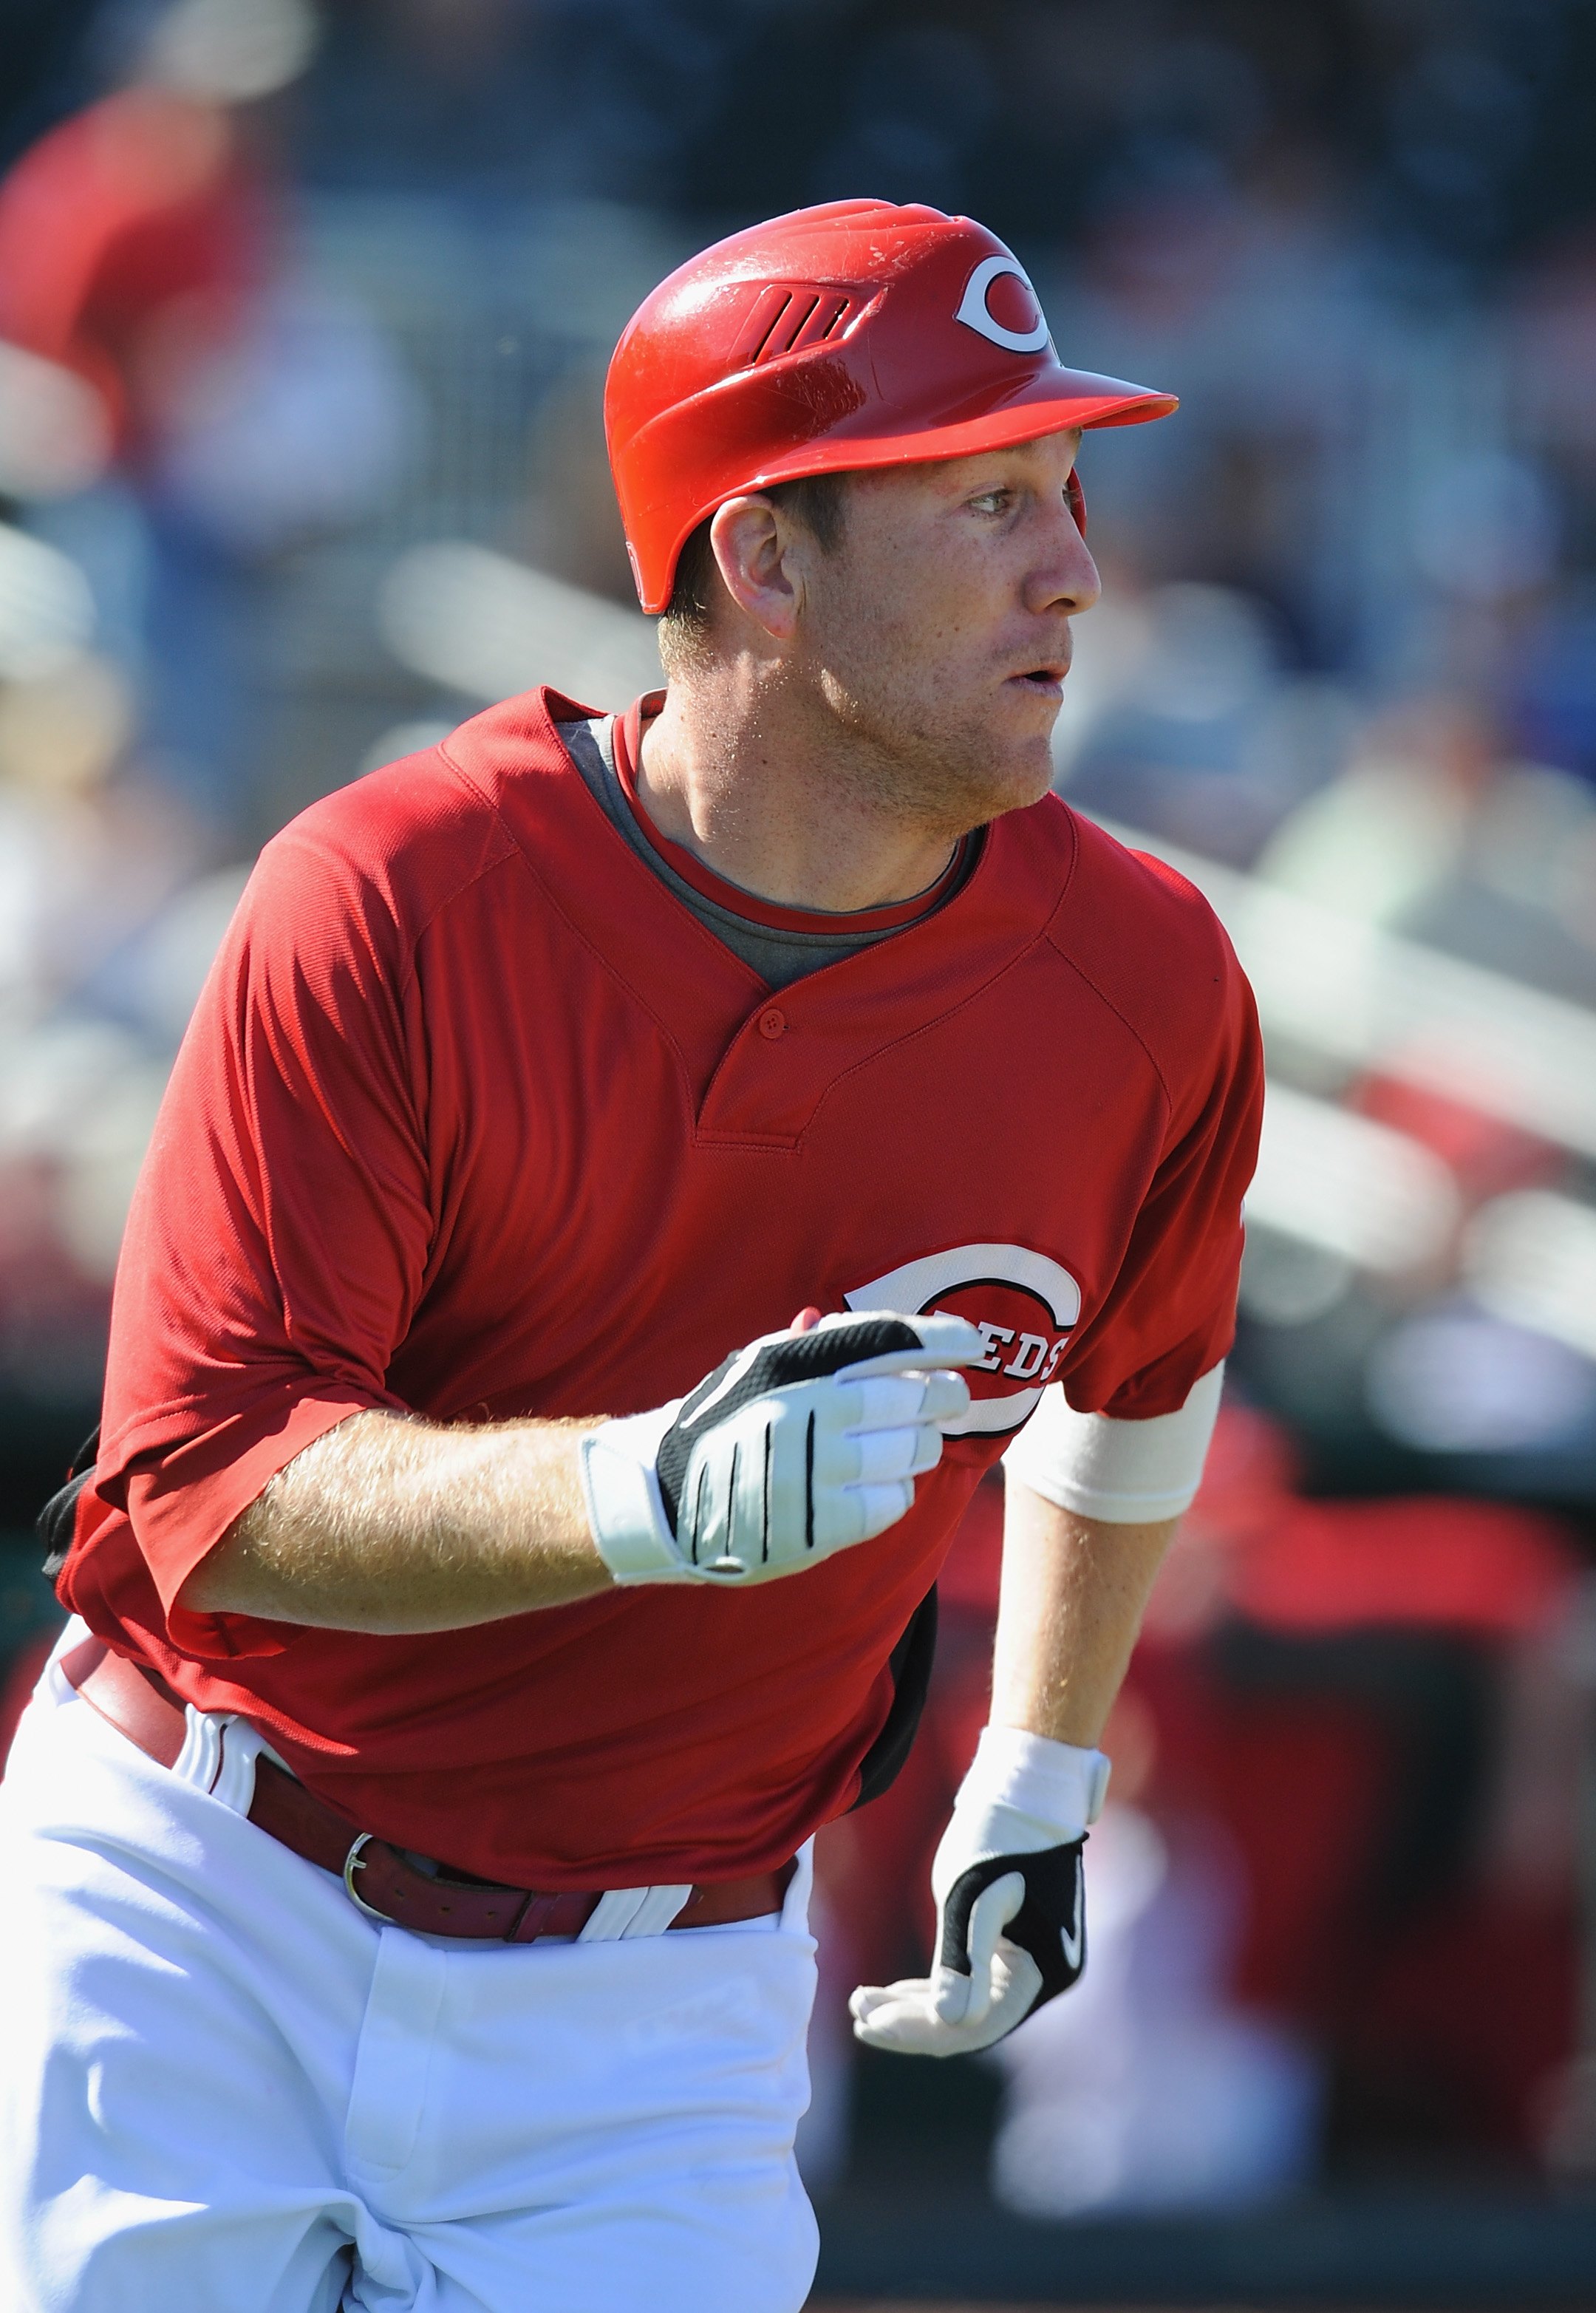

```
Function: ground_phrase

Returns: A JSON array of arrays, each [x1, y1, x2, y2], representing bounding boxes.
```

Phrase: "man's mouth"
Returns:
[[1008, 664, 1068, 696]]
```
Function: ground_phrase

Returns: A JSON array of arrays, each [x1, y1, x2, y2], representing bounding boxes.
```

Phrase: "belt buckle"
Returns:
[[343, 1831, 394, 1922]]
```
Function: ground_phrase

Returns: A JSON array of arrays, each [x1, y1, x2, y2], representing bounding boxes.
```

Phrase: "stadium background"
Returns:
[[4, 1, 1596, 2302]]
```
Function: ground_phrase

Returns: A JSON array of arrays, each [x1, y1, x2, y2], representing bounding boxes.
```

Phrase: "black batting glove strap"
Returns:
[[938, 1838, 1086, 2009], [655, 1318, 924, 1533], [580, 1310, 983, 1586]]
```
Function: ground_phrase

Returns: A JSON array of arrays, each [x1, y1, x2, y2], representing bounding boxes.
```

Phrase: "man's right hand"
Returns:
[[579, 1311, 983, 1586]]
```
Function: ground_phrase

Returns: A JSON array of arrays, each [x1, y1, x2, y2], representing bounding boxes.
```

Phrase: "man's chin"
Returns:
[[980, 767, 1058, 825], [957, 737, 1058, 825], [851, 704, 1057, 832]]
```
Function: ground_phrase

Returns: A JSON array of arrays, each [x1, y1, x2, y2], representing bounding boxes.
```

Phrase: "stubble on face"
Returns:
[[789, 466, 1068, 845]]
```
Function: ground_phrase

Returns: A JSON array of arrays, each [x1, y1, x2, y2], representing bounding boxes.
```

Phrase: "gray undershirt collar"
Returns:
[[561, 714, 975, 992]]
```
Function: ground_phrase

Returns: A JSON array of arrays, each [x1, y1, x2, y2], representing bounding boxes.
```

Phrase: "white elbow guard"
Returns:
[[1002, 1363, 1224, 1523]]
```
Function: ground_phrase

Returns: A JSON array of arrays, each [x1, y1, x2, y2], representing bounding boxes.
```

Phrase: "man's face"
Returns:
[[789, 430, 1099, 834]]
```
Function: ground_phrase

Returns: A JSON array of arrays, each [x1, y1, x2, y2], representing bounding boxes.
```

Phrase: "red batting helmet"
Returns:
[[605, 198, 1177, 615]]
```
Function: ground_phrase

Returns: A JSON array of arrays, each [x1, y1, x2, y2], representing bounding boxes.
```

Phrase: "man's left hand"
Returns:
[[849, 1726, 1109, 2057]]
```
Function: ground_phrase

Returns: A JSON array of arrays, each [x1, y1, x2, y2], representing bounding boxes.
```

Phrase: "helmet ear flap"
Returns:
[[1066, 468, 1086, 538]]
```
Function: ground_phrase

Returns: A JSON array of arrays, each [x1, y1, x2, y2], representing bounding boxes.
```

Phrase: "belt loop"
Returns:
[[508, 1891, 559, 1944], [499, 1891, 533, 1943]]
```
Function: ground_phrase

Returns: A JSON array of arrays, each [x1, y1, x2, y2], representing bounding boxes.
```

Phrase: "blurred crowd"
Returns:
[[4, 0, 1596, 2219], [808, 1425, 1595, 2210]]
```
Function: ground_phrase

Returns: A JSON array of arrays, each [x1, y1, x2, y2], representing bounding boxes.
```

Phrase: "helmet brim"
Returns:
[[743, 375, 1176, 489], [641, 371, 1175, 611]]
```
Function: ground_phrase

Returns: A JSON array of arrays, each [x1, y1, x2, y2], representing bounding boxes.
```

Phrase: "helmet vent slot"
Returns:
[[730, 285, 858, 369]]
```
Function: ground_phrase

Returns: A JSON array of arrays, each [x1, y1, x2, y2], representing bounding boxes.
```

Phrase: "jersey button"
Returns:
[[757, 1006, 788, 1041]]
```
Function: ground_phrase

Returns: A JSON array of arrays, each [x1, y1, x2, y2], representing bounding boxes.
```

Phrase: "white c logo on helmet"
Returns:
[[955, 253, 1053, 355]]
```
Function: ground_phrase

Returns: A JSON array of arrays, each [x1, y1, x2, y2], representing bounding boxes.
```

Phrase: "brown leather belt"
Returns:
[[62, 1638, 793, 1942]]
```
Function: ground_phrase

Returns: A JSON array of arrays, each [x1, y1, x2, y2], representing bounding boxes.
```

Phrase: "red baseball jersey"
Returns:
[[62, 688, 1262, 1887]]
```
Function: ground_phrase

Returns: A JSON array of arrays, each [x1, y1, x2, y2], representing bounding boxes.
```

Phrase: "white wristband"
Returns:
[[955, 1725, 1111, 1845]]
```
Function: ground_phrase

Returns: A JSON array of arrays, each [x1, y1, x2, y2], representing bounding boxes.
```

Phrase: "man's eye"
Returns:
[[970, 491, 1009, 514]]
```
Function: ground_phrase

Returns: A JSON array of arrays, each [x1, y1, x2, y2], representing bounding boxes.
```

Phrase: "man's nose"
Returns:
[[1026, 501, 1101, 619]]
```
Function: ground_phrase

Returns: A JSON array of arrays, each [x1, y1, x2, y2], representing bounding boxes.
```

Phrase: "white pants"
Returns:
[[0, 1629, 820, 2313]]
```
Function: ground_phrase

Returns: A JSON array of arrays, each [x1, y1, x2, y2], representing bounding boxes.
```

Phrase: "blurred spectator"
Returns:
[[991, 1800, 1321, 2218], [1255, 698, 1496, 926], [1130, 1407, 1587, 2181], [0, 654, 206, 1012], [301, 0, 559, 196], [1257, 696, 1596, 1007], [1054, 576, 1354, 864], [808, 24, 996, 216], [1510, 587, 1596, 788], [816, 1411, 1588, 2204], [0, 0, 416, 841], [0, 627, 246, 1449], [1043, 153, 1380, 667], [1512, 227, 1596, 574], [299, 0, 752, 208], [517, 361, 635, 604], [0, 12, 279, 465]]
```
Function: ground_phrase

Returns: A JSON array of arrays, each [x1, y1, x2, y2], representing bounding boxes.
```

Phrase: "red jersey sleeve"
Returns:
[[89, 814, 441, 1658], [1056, 862, 1264, 1422]]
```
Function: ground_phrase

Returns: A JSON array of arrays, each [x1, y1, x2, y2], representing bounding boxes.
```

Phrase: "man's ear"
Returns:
[[709, 496, 809, 641]]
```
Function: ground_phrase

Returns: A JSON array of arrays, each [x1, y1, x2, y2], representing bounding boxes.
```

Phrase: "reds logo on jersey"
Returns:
[[844, 1243, 1082, 1437]]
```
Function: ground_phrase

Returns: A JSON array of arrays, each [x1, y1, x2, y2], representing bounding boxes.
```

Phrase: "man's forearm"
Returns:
[[178, 1308, 981, 1634], [989, 1479, 1176, 1747], [178, 1409, 610, 1634]]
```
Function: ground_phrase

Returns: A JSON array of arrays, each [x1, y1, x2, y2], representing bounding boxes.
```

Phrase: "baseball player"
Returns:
[[0, 200, 1261, 2312]]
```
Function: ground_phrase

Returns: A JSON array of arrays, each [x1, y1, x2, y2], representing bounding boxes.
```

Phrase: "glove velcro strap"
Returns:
[[580, 1417, 689, 1583], [938, 1840, 1085, 2005], [961, 1725, 1111, 1836]]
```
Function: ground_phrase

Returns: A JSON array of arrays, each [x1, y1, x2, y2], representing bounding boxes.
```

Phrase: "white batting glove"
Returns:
[[850, 1726, 1110, 2057], [580, 1310, 984, 1587]]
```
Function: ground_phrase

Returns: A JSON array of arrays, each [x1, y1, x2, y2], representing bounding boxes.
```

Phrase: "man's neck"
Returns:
[[635, 670, 961, 916]]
